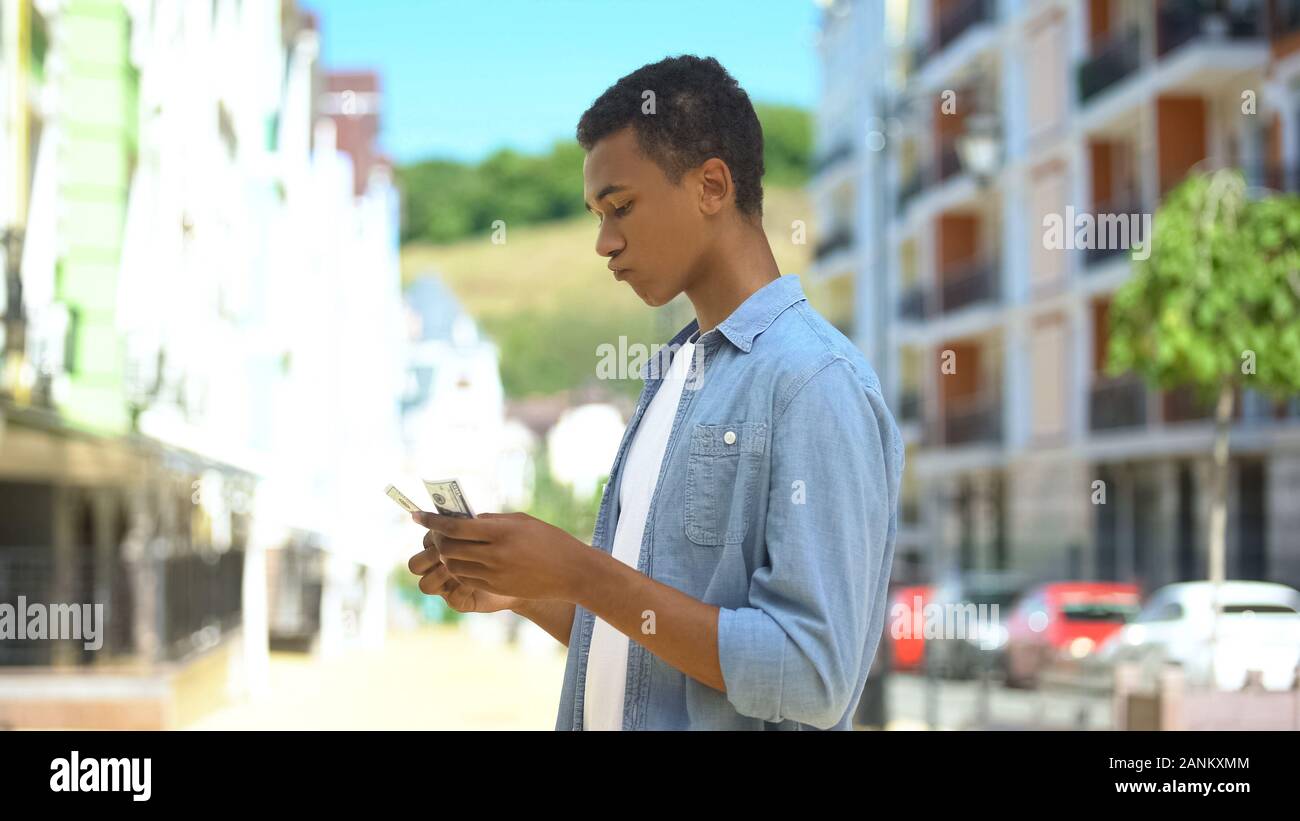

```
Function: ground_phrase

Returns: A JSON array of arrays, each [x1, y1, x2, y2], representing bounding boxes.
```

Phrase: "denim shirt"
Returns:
[[555, 273, 904, 730]]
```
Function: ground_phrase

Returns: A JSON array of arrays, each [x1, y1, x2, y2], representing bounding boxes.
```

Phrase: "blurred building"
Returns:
[[401, 275, 534, 517], [810, 0, 915, 576], [814, 0, 1300, 594], [0, 0, 405, 727], [255, 58, 406, 660]]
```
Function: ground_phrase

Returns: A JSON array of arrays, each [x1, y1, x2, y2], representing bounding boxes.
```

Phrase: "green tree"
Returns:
[[396, 159, 484, 243], [396, 107, 810, 246], [1106, 167, 1300, 679], [754, 103, 812, 188]]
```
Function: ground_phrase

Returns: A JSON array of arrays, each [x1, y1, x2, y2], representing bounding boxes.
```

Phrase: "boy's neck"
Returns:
[[687, 223, 782, 334]]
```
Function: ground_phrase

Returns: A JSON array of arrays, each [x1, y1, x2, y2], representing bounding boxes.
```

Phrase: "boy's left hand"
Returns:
[[410, 510, 591, 602]]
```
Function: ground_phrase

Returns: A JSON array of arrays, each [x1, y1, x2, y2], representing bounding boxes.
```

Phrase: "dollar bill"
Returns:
[[422, 478, 476, 518], [385, 484, 422, 514]]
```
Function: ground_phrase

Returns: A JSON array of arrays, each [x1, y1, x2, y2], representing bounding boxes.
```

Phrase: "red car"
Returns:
[[1003, 582, 1139, 688], [888, 584, 932, 673]]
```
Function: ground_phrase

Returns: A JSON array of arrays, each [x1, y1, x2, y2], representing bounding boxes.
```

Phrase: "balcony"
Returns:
[[919, 0, 996, 64], [897, 167, 926, 213], [1089, 374, 1149, 431], [942, 393, 1002, 446], [898, 284, 929, 320], [814, 225, 854, 261], [1157, 1, 1264, 57], [899, 389, 922, 423], [1083, 191, 1148, 268], [1078, 27, 1142, 103], [895, 139, 973, 212], [936, 141, 963, 185], [1162, 385, 1248, 424], [1163, 385, 1216, 423], [1084, 241, 1133, 268], [1245, 162, 1300, 194], [1274, 2, 1300, 40], [938, 258, 998, 314]]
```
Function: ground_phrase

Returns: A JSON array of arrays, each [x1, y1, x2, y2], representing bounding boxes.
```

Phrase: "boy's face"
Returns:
[[583, 126, 710, 307]]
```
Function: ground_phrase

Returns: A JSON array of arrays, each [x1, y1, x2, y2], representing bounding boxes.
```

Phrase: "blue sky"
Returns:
[[306, 0, 821, 165]]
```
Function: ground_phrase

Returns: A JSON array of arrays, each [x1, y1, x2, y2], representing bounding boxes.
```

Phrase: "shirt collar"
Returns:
[[684, 273, 807, 354], [639, 274, 806, 381]]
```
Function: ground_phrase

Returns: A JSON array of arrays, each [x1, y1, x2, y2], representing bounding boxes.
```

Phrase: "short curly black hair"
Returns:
[[576, 54, 765, 219]]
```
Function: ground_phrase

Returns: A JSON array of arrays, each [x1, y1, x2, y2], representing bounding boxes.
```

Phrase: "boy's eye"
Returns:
[[591, 202, 632, 225]]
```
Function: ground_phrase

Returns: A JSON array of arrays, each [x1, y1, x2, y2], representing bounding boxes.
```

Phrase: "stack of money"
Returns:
[[422, 479, 476, 518]]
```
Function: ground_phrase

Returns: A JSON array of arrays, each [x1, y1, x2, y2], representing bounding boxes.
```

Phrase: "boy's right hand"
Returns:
[[408, 528, 522, 614]]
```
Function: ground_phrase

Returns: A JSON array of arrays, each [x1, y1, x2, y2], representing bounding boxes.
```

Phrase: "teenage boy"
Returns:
[[407, 55, 904, 730]]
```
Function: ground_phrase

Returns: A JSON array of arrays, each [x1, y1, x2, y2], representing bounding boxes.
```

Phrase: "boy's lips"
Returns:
[[613, 268, 631, 281]]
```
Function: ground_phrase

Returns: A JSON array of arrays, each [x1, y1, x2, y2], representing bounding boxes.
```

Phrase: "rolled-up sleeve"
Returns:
[[717, 357, 900, 728]]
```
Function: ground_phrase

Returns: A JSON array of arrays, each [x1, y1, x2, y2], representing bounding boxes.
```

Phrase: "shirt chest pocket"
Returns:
[[684, 420, 768, 547]]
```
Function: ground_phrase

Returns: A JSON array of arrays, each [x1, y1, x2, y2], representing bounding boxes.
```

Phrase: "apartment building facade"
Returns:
[[814, 0, 1300, 593]]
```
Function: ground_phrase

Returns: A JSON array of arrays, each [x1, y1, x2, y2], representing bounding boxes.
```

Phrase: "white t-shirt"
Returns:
[[583, 331, 699, 730]]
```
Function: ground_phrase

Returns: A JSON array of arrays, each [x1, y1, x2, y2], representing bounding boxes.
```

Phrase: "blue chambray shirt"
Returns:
[[555, 273, 904, 730]]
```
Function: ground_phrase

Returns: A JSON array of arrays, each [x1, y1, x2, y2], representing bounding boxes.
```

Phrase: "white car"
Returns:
[[1098, 581, 1300, 691]]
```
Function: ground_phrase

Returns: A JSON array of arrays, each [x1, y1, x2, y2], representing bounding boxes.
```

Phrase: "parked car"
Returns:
[[887, 584, 932, 673], [1002, 581, 1140, 688], [1097, 581, 1300, 691], [923, 571, 1026, 680]]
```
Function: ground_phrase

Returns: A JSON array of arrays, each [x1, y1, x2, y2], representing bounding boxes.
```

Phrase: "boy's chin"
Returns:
[[634, 280, 679, 308], [639, 291, 668, 307], [628, 281, 660, 306]]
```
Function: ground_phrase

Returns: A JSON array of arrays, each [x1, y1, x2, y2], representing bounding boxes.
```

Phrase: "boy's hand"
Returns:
[[407, 527, 522, 614], [409, 511, 591, 603]]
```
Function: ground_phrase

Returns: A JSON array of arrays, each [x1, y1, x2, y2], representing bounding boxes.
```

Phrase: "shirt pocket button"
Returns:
[[684, 421, 767, 547]]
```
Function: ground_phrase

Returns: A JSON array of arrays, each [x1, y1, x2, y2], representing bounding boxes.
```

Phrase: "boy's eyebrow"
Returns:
[[584, 183, 627, 213]]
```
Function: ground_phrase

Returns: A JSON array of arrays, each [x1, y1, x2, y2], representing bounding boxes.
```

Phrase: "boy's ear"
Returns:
[[697, 158, 732, 217]]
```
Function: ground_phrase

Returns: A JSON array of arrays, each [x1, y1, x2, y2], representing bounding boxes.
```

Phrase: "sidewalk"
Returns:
[[186, 624, 568, 730], [185, 626, 974, 731]]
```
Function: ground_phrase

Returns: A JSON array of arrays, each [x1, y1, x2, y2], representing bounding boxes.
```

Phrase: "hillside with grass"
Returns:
[[401, 184, 818, 401]]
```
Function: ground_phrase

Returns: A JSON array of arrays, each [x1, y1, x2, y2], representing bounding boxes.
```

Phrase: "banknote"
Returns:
[[422, 478, 476, 518], [384, 484, 422, 514]]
